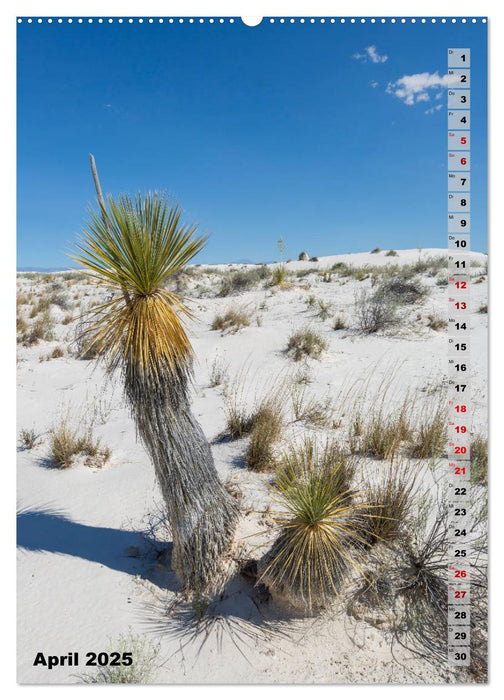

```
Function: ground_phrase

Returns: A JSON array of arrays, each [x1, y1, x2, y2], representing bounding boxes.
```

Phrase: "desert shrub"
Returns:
[[291, 386, 333, 427], [306, 295, 317, 308], [271, 265, 288, 286], [379, 276, 428, 304], [295, 267, 318, 278], [427, 314, 447, 331], [332, 315, 347, 330], [61, 271, 83, 281], [298, 251, 309, 261], [351, 509, 451, 663], [355, 289, 399, 334], [409, 402, 447, 459], [23, 311, 55, 345], [34, 295, 51, 314], [412, 255, 447, 274], [370, 248, 381, 254], [210, 306, 250, 333], [19, 428, 41, 450], [49, 346, 65, 359], [310, 256, 319, 262], [386, 249, 398, 257], [62, 313, 74, 325], [259, 440, 366, 610], [471, 434, 488, 485], [478, 304, 488, 314], [218, 266, 270, 296], [209, 355, 229, 387], [49, 291, 72, 310], [435, 273, 448, 287], [286, 327, 328, 361], [245, 401, 283, 471], [82, 630, 159, 684], [49, 420, 110, 469]]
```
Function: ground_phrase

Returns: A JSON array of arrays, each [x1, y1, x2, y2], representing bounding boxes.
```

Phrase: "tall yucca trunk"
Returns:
[[87, 155, 238, 596], [126, 364, 239, 596]]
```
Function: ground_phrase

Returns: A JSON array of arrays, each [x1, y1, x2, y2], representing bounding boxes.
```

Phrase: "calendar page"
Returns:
[[16, 11, 488, 685]]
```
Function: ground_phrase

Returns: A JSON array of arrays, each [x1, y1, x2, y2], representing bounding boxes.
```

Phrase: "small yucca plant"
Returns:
[[259, 439, 366, 610]]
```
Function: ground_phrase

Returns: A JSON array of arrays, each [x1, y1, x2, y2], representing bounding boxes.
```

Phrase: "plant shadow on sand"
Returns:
[[16, 507, 179, 590], [137, 572, 312, 668]]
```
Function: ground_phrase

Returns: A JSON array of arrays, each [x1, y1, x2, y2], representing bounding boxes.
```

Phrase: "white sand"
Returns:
[[16, 248, 487, 683]]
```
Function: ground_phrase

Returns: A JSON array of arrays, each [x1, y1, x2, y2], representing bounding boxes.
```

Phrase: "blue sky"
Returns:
[[17, 18, 487, 267]]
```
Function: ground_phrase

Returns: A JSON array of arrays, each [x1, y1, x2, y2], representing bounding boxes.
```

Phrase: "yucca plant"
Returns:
[[72, 155, 238, 597], [259, 439, 366, 610]]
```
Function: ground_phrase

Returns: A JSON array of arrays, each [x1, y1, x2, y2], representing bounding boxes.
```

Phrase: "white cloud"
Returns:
[[386, 71, 456, 106], [353, 45, 388, 64], [425, 104, 443, 115], [435, 92, 443, 100], [370, 80, 379, 88]]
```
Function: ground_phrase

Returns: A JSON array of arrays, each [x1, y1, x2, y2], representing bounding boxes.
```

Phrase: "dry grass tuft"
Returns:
[[359, 465, 416, 546], [427, 314, 447, 331], [19, 427, 41, 450], [351, 398, 412, 460], [471, 433, 488, 485], [22, 311, 55, 345], [286, 327, 328, 361], [49, 420, 110, 469], [211, 306, 250, 333], [332, 315, 347, 330], [409, 401, 447, 459], [291, 385, 333, 427]]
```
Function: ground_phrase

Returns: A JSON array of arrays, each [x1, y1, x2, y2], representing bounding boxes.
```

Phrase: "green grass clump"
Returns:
[[409, 403, 447, 459], [19, 427, 41, 450], [351, 399, 412, 460], [245, 401, 283, 471], [286, 327, 328, 361], [385, 249, 398, 257], [259, 439, 365, 610], [316, 299, 332, 321], [271, 265, 288, 286], [211, 306, 250, 333], [370, 248, 381, 254]]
